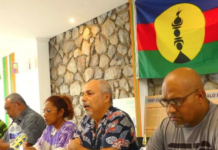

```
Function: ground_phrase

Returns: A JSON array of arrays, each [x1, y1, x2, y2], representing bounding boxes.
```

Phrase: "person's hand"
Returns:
[[23, 142, 28, 150], [66, 139, 74, 150], [67, 139, 79, 150], [23, 142, 36, 150], [67, 138, 89, 150], [0, 139, 4, 143]]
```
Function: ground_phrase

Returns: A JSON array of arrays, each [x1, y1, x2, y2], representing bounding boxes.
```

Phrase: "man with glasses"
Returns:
[[147, 67, 218, 150]]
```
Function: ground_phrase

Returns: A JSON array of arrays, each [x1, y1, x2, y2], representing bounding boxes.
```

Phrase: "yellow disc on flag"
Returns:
[[13, 63, 17, 69], [154, 3, 205, 63]]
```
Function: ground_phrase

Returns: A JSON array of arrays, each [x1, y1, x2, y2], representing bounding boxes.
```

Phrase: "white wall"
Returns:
[[0, 38, 51, 122], [139, 79, 148, 135], [36, 38, 51, 114]]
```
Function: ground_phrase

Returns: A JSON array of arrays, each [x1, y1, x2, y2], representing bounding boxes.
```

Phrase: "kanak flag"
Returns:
[[129, 0, 218, 78]]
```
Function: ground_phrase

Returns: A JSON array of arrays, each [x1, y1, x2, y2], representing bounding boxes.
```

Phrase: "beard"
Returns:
[[170, 119, 189, 128], [85, 110, 93, 117], [174, 123, 189, 128], [168, 113, 189, 128], [83, 102, 93, 116]]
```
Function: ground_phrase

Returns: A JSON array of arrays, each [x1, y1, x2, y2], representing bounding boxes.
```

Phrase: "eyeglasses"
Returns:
[[43, 109, 53, 114], [159, 89, 199, 107]]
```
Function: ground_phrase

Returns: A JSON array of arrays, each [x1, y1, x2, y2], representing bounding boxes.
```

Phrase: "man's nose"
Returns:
[[82, 94, 87, 102], [167, 103, 177, 114]]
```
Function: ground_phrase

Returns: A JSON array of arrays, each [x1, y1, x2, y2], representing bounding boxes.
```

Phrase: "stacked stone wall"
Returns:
[[49, 3, 134, 124], [49, 3, 218, 124]]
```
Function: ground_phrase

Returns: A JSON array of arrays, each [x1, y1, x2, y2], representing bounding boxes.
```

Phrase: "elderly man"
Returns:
[[0, 93, 46, 150], [147, 67, 218, 149], [67, 80, 137, 150]]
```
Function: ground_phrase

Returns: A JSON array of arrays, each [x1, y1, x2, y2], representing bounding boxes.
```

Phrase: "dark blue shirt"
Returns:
[[74, 106, 136, 150]]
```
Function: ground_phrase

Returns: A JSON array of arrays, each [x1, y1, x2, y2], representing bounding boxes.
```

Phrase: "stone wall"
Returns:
[[148, 74, 218, 96], [49, 2, 218, 125], [49, 3, 134, 124]]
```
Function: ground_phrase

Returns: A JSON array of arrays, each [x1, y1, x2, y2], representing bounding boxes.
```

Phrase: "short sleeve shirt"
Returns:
[[147, 101, 218, 150], [34, 121, 77, 150], [74, 106, 136, 150], [3, 106, 46, 145]]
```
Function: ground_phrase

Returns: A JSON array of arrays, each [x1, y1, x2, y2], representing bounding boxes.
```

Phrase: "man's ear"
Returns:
[[16, 101, 21, 107], [197, 89, 205, 104], [104, 92, 111, 103]]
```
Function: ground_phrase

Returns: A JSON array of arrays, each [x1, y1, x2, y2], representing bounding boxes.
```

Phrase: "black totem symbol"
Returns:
[[172, 9, 184, 50]]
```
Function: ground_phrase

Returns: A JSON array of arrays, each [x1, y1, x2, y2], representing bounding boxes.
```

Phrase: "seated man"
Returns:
[[147, 67, 218, 150], [0, 119, 8, 139], [0, 93, 46, 150], [67, 80, 137, 150]]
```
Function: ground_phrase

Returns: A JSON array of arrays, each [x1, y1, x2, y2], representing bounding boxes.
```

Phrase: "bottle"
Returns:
[[9, 123, 22, 144], [140, 134, 147, 150], [10, 133, 28, 150]]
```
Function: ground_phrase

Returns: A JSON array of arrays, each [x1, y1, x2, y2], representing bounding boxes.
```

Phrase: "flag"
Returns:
[[2, 53, 16, 126], [129, 0, 218, 78], [12, 62, 18, 73]]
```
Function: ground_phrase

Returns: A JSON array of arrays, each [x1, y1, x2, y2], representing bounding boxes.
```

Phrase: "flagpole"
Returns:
[[129, 0, 142, 137]]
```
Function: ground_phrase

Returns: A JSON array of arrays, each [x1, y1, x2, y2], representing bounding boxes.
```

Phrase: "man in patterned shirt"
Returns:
[[0, 119, 8, 139], [67, 79, 137, 150]]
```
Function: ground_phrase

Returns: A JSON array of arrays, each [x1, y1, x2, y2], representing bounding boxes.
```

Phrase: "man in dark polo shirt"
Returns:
[[0, 93, 46, 150]]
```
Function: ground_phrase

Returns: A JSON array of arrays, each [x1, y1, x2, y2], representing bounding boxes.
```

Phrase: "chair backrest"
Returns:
[[128, 137, 142, 150], [136, 137, 143, 148]]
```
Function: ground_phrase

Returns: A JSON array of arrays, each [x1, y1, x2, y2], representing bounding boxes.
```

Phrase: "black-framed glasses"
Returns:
[[159, 89, 199, 107]]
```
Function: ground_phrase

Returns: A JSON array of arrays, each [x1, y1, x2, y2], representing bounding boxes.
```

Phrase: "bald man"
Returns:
[[67, 79, 138, 150], [147, 68, 218, 150]]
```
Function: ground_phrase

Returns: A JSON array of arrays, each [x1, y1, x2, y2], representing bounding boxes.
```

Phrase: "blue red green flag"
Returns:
[[129, 0, 218, 78]]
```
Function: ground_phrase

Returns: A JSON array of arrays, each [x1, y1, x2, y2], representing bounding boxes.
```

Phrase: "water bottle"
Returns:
[[140, 134, 147, 150], [9, 123, 22, 144], [10, 133, 28, 150]]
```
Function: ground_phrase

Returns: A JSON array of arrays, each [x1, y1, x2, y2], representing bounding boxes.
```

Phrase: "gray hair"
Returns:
[[98, 80, 113, 103], [5, 93, 27, 106]]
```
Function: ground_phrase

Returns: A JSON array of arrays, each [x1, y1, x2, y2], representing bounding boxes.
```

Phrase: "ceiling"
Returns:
[[0, 0, 127, 50]]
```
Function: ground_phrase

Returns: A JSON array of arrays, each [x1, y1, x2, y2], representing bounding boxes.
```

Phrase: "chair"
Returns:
[[128, 137, 143, 150]]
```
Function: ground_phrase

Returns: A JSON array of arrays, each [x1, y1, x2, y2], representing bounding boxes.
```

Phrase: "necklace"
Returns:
[[50, 120, 65, 137], [51, 127, 58, 137]]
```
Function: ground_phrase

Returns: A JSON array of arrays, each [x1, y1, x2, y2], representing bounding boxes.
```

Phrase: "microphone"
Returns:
[[10, 133, 28, 150]]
